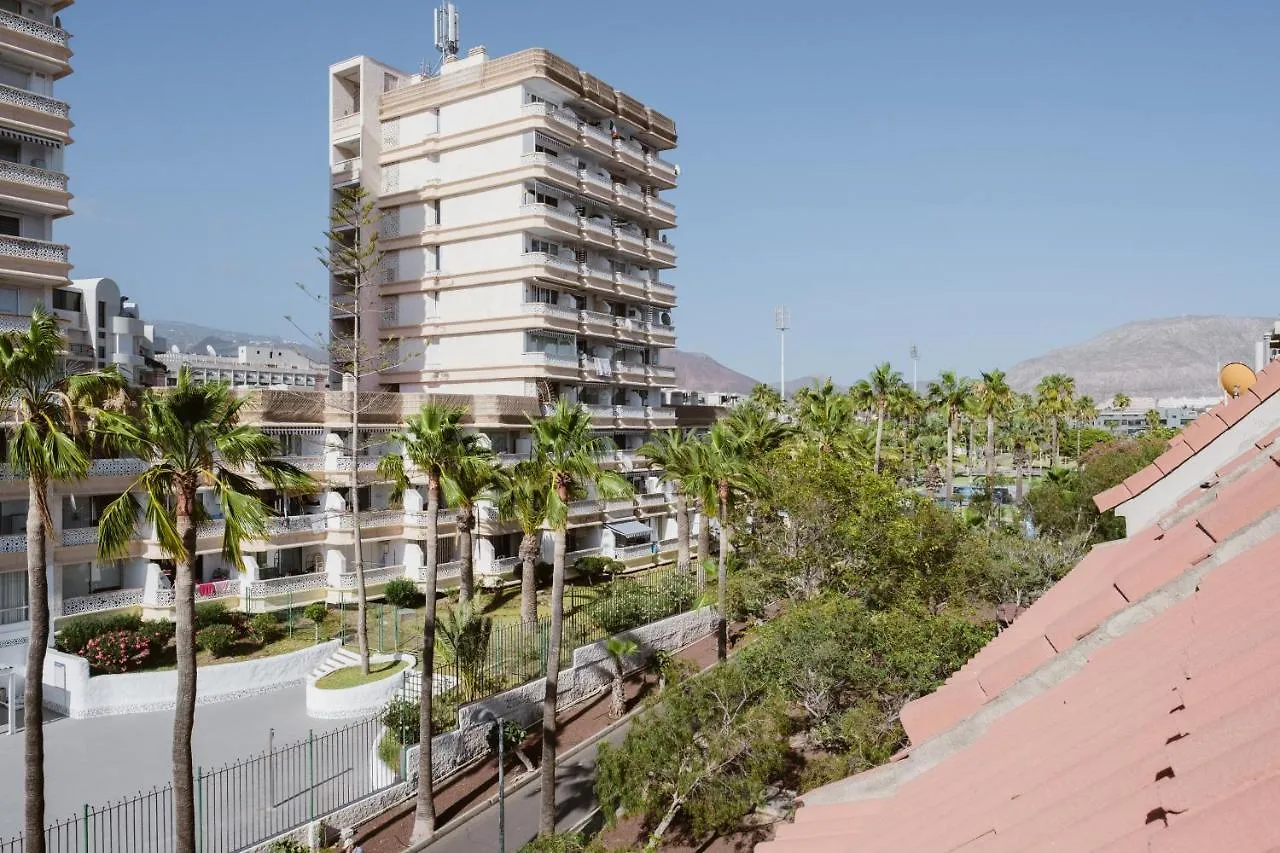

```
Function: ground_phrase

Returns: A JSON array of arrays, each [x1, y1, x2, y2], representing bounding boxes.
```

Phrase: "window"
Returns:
[[534, 142, 560, 157], [528, 285, 558, 304], [527, 93, 546, 105], [529, 239, 558, 256], [532, 191, 560, 207], [0, 569, 27, 625], [0, 140, 18, 164], [0, 214, 19, 237], [437, 537, 457, 563], [97, 301, 106, 327], [97, 345, 105, 360], [52, 289, 81, 311], [0, 1, 20, 14]]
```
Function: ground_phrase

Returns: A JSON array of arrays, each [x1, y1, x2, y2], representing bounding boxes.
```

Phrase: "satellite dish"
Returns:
[[1219, 362, 1257, 399]]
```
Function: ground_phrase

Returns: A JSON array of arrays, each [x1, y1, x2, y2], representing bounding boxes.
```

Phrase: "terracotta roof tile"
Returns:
[[975, 636, 1057, 697], [898, 677, 988, 745], [1121, 464, 1164, 498], [1214, 445, 1260, 479], [1194, 458, 1280, 542], [1217, 390, 1261, 426], [1247, 359, 1280, 400], [1044, 586, 1130, 653], [1152, 440, 1195, 475], [1254, 425, 1280, 450], [1179, 412, 1228, 452], [1094, 482, 1133, 512], [1150, 772, 1280, 853]]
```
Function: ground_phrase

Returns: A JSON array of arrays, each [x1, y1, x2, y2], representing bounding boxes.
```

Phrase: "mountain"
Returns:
[[663, 350, 760, 394], [153, 320, 327, 363], [1005, 315, 1273, 401]]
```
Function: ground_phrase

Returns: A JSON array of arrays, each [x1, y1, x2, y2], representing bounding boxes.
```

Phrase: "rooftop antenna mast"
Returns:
[[775, 306, 790, 399], [910, 343, 919, 393], [434, 2, 460, 69]]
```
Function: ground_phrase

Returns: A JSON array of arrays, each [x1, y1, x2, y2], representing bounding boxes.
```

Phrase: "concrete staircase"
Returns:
[[310, 647, 362, 680]]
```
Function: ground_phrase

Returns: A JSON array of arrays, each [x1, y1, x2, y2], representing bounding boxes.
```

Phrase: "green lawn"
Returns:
[[315, 659, 408, 690]]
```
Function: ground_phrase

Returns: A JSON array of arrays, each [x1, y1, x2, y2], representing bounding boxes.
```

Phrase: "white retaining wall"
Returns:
[[306, 652, 415, 719], [43, 640, 341, 718]]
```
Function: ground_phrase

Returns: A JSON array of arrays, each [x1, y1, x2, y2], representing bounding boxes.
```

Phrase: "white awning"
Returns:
[[606, 519, 652, 540]]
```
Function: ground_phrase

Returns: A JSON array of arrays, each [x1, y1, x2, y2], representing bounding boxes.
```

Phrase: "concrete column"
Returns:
[[403, 541, 423, 582], [141, 562, 167, 605], [324, 548, 347, 585], [403, 488, 424, 514], [238, 553, 261, 612], [323, 490, 345, 529]]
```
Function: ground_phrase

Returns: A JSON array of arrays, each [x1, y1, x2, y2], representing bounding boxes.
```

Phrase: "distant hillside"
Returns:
[[154, 320, 327, 363], [1006, 315, 1272, 400], [665, 350, 759, 394]]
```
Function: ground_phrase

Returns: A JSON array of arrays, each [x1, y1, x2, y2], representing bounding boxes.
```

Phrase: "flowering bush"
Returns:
[[82, 630, 151, 674]]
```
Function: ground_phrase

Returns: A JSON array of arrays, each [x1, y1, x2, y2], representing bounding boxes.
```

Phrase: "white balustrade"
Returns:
[[0, 9, 69, 46], [266, 513, 327, 535], [492, 556, 521, 571], [0, 234, 68, 264], [60, 588, 145, 617], [0, 533, 26, 553], [334, 564, 406, 590], [0, 159, 68, 192], [60, 526, 98, 546], [247, 572, 328, 597], [88, 458, 148, 477], [195, 578, 240, 601], [332, 113, 360, 135], [615, 541, 656, 559], [569, 499, 604, 515], [196, 519, 225, 538], [522, 302, 578, 321], [0, 82, 68, 118], [424, 560, 463, 581]]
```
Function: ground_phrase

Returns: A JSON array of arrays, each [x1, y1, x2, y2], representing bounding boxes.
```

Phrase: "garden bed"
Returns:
[[315, 659, 408, 690]]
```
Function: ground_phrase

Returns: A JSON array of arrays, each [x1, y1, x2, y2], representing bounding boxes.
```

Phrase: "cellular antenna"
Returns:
[[434, 3, 460, 64]]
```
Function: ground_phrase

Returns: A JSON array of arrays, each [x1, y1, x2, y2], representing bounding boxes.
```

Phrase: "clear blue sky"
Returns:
[[60, 1, 1280, 384]]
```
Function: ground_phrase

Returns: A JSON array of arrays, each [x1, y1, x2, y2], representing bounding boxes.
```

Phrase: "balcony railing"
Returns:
[[0, 533, 26, 553], [405, 508, 459, 526], [247, 572, 328, 598], [335, 455, 381, 472], [582, 124, 613, 147], [331, 158, 360, 182], [60, 526, 98, 546], [617, 405, 647, 419], [492, 555, 522, 571], [88, 458, 148, 478], [614, 271, 648, 291], [521, 152, 578, 179], [615, 541, 656, 559], [0, 82, 69, 118], [648, 364, 678, 379], [520, 251, 579, 274], [579, 170, 613, 192], [648, 280, 676, 301], [60, 588, 144, 618], [522, 301, 578, 321], [646, 154, 678, 182], [331, 113, 360, 135], [614, 229, 647, 253], [0, 159, 68, 192], [333, 564, 406, 590], [613, 183, 645, 204], [0, 9, 69, 47], [195, 578, 241, 601], [522, 351, 579, 368], [569, 499, 605, 515], [519, 202, 578, 224], [581, 217, 613, 239], [647, 238, 676, 261], [266, 513, 327, 534], [566, 547, 601, 563], [0, 234, 68, 264]]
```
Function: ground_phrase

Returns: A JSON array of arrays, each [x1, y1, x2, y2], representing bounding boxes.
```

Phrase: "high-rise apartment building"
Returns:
[[326, 46, 680, 459], [0, 0, 72, 331]]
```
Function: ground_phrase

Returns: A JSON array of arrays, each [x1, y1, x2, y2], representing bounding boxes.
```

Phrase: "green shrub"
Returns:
[[589, 573, 695, 635], [248, 613, 281, 643], [58, 613, 143, 656], [517, 832, 604, 853], [573, 555, 626, 584], [383, 578, 422, 609], [196, 624, 237, 657], [135, 619, 175, 654], [81, 630, 151, 674], [303, 602, 329, 625], [193, 602, 232, 631], [381, 696, 420, 744], [518, 560, 553, 586], [265, 840, 308, 853]]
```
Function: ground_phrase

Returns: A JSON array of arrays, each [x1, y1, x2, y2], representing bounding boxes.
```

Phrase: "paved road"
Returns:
[[428, 725, 628, 853], [0, 685, 359, 843]]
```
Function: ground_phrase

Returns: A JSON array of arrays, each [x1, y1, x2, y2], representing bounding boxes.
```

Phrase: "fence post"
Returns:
[[82, 802, 88, 851], [308, 729, 316, 822], [196, 766, 204, 853], [379, 603, 385, 653], [394, 607, 400, 650], [288, 591, 294, 638]]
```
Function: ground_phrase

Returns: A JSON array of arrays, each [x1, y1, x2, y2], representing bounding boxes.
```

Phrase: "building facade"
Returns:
[[157, 344, 328, 390], [58, 277, 167, 384], [0, 0, 72, 332]]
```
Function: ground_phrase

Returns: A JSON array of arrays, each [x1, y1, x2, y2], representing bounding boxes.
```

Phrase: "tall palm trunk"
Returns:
[[716, 483, 730, 662], [349, 432, 370, 675], [412, 477, 440, 841], [944, 415, 955, 502], [539, 493, 569, 836], [967, 419, 975, 475], [695, 504, 710, 590], [985, 414, 996, 484], [458, 506, 474, 604], [519, 530, 539, 624], [173, 485, 199, 853], [23, 478, 48, 852], [1051, 418, 1059, 467], [873, 404, 885, 473], [1015, 447, 1026, 502], [674, 488, 690, 575]]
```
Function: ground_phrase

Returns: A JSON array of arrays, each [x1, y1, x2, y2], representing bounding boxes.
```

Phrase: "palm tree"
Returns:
[[449, 451, 502, 604], [793, 379, 854, 458], [637, 430, 695, 582], [1112, 392, 1130, 410], [435, 600, 493, 697], [1006, 413, 1040, 502], [605, 636, 638, 718], [0, 310, 124, 850], [747, 382, 785, 416], [1145, 408, 1164, 432], [1072, 396, 1098, 460], [95, 369, 312, 853], [863, 363, 905, 473], [974, 370, 1014, 488], [1035, 373, 1076, 465], [702, 404, 791, 660], [495, 459, 549, 624], [377, 403, 487, 841], [927, 371, 972, 502], [529, 400, 631, 836]]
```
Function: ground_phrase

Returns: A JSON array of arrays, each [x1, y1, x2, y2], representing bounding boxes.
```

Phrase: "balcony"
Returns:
[[647, 364, 678, 383], [646, 196, 677, 228], [60, 526, 98, 547], [578, 169, 614, 203], [647, 238, 676, 267], [612, 138, 647, 171], [612, 184, 646, 217], [0, 234, 70, 289], [580, 217, 614, 249], [569, 499, 605, 517], [522, 351, 580, 370], [521, 152, 579, 183], [522, 301, 579, 331], [613, 229, 648, 260], [617, 405, 647, 421], [0, 84, 70, 144], [332, 112, 361, 139], [615, 542, 656, 560], [579, 310, 618, 339], [648, 280, 676, 306], [0, 9, 70, 49], [520, 251, 580, 286], [613, 271, 648, 299], [646, 154, 678, 188], [520, 203, 579, 239], [580, 124, 614, 157], [647, 406, 678, 426], [0, 533, 24, 553], [60, 588, 144, 618], [579, 264, 614, 293], [0, 159, 69, 207], [331, 158, 361, 185], [614, 361, 648, 381], [649, 323, 677, 347]]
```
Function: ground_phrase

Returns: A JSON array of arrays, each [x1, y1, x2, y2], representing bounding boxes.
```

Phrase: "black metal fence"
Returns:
[[0, 716, 391, 853]]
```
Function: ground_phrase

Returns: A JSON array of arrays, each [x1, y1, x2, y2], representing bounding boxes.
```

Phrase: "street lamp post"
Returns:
[[775, 306, 790, 400]]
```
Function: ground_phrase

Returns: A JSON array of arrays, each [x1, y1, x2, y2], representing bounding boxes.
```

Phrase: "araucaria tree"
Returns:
[[530, 401, 631, 836], [377, 402, 487, 841], [96, 370, 312, 853], [0, 310, 123, 851]]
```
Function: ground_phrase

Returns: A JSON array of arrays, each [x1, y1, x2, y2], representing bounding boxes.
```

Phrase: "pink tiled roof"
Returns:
[[1095, 361, 1280, 513], [763, 416, 1280, 853]]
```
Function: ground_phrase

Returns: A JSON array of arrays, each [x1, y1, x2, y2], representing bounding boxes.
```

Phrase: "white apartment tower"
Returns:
[[0, 0, 72, 331], [327, 46, 680, 447]]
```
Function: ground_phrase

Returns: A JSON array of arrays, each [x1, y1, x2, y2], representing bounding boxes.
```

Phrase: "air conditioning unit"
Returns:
[[659, 311, 672, 326]]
